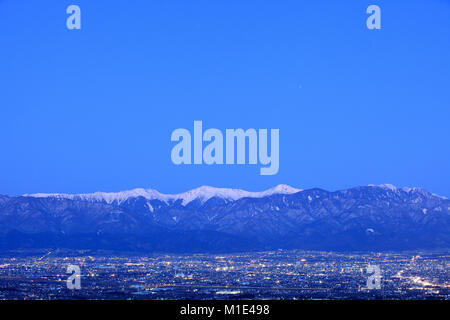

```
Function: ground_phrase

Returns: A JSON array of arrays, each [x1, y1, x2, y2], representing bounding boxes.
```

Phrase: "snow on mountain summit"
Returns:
[[24, 184, 303, 206], [176, 184, 302, 205], [26, 188, 167, 204], [366, 183, 448, 198]]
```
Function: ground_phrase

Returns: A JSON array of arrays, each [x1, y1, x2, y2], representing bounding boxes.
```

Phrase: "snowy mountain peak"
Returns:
[[379, 183, 398, 191], [368, 183, 398, 191], [175, 184, 302, 205], [265, 184, 301, 194], [367, 184, 446, 198]]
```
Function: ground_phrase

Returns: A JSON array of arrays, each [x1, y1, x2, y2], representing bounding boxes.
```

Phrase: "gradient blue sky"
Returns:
[[1, 0, 449, 196]]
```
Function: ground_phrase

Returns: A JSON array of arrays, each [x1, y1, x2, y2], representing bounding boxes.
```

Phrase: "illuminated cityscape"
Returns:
[[0, 250, 448, 300]]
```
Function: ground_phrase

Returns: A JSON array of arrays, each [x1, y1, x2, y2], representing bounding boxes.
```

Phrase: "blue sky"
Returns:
[[1, 0, 449, 196]]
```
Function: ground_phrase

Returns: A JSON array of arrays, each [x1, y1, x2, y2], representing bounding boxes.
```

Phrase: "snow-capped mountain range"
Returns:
[[1, 184, 449, 252], [24, 184, 303, 205]]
